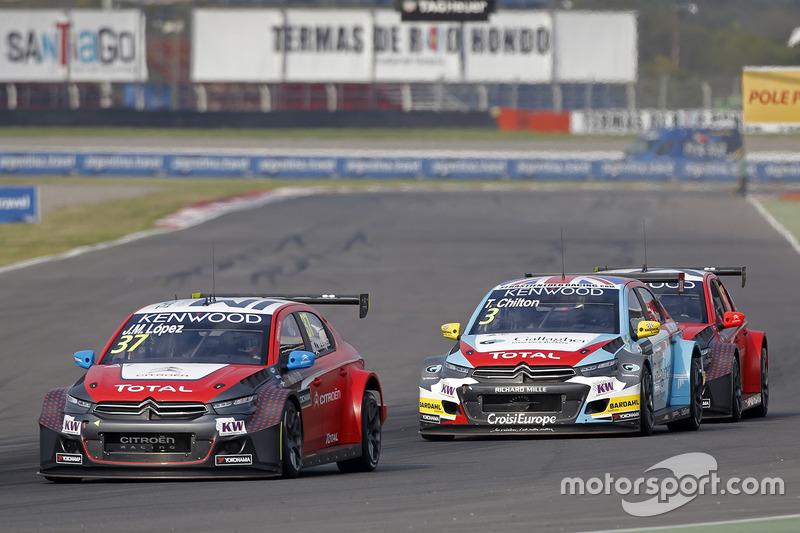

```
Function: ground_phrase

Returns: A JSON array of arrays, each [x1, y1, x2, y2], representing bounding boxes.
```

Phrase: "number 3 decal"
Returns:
[[478, 308, 499, 325]]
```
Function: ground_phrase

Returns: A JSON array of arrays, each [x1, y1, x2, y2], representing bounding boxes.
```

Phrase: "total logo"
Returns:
[[313, 388, 342, 408], [114, 384, 193, 393], [489, 351, 560, 360]]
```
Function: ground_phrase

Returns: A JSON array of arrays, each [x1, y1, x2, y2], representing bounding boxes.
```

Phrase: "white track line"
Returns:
[[747, 195, 800, 256], [577, 512, 800, 533]]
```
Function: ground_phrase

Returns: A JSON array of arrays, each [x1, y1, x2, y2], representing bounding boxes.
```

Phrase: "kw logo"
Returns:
[[62, 415, 81, 435], [440, 384, 456, 396], [597, 381, 614, 394], [216, 417, 247, 436]]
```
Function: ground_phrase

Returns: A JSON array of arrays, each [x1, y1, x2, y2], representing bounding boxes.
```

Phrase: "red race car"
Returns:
[[597, 266, 768, 421], [39, 293, 386, 481]]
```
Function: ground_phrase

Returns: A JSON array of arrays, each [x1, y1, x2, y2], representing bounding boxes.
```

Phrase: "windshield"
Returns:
[[648, 282, 707, 324], [626, 137, 657, 156], [469, 287, 620, 335], [101, 312, 270, 365]]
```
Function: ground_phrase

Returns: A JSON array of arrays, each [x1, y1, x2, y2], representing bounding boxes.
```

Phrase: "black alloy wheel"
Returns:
[[281, 400, 303, 478], [730, 357, 743, 422], [338, 391, 382, 473], [668, 356, 703, 431], [638, 365, 655, 436], [750, 347, 769, 418]]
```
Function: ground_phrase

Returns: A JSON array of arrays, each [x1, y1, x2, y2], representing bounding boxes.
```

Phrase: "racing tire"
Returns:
[[638, 365, 655, 437], [281, 400, 303, 479], [729, 357, 743, 422], [338, 391, 382, 473], [421, 434, 455, 442], [667, 356, 703, 432], [750, 347, 769, 418]]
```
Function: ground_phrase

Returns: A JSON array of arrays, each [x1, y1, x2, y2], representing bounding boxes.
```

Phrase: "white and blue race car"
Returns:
[[419, 274, 704, 439]]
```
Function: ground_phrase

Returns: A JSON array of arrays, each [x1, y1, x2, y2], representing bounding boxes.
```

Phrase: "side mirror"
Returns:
[[441, 323, 461, 340], [722, 311, 746, 329], [636, 320, 661, 340], [74, 350, 95, 369], [286, 350, 315, 371]]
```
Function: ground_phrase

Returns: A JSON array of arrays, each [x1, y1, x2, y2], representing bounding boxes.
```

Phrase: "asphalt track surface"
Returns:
[[2, 186, 798, 532]]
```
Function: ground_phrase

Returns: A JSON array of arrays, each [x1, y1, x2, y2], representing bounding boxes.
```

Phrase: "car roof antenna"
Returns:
[[206, 242, 217, 305], [560, 228, 566, 281], [641, 221, 648, 273]]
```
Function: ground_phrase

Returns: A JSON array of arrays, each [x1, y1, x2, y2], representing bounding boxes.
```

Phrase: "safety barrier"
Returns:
[[1, 150, 798, 182]]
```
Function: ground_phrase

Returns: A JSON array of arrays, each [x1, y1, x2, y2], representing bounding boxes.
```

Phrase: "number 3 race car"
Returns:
[[419, 274, 704, 439], [39, 293, 386, 481], [596, 266, 768, 421]]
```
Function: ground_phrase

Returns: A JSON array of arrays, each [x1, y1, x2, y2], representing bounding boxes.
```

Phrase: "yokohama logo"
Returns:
[[56, 453, 83, 465], [215, 454, 252, 466]]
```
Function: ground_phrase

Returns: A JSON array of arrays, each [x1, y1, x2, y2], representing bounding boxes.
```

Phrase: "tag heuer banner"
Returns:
[[398, 0, 495, 22]]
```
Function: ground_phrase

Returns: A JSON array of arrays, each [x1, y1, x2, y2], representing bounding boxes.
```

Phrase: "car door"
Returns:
[[712, 277, 748, 361], [296, 310, 344, 448], [629, 287, 673, 411], [277, 312, 328, 452], [638, 287, 679, 408]]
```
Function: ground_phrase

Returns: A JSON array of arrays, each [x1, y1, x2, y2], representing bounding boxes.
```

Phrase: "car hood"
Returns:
[[81, 363, 262, 404], [450, 332, 619, 369]]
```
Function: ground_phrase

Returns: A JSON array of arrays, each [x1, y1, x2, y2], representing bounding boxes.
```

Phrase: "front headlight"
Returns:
[[65, 394, 93, 414], [579, 360, 618, 377], [444, 361, 470, 376], [212, 395, 256, 414]]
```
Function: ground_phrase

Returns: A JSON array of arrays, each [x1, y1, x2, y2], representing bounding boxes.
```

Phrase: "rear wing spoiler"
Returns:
[[595, 266, 746, 288], [592, 269, 686, 293], [524, 271, 685, 293], [191, 293, 370, 318]]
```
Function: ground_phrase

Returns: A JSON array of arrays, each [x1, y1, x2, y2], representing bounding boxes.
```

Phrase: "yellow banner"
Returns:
[[742, 68, 800, 124]]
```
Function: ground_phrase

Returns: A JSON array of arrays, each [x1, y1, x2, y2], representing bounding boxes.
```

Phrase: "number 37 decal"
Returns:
[[110, 334, 149, 354]]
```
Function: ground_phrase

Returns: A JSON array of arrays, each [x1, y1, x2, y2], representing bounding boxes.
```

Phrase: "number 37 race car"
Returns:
[[39, 293, 386, 481], [419, 274, 705, 439]]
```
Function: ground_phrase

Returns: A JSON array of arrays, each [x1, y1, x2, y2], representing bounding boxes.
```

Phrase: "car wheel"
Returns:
[[421, 434, 455, 441], [281, 400, 303, 479], [729, 357, 743, 422], [751, 347, 769, 418], [338, 391, 382, 473], [668, 356, 703, 431], [638, 365, 655, 437]]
